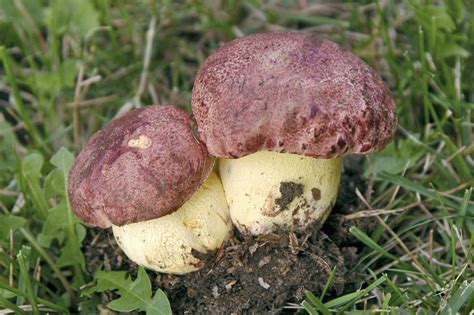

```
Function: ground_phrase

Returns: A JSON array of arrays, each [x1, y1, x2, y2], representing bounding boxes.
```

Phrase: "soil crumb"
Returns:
[[84, 157, 374, 313]]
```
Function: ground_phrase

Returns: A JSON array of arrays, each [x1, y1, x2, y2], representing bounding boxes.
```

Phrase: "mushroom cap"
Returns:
[[192, 32, 397, 158], [68, 105, 214, 228]]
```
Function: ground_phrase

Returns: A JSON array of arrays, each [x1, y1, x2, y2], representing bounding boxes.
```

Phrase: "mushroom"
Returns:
[[68, 105, 232, 274], [192, 32, 397, 235]]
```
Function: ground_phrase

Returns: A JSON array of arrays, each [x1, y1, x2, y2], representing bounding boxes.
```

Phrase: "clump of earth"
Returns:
[[84, 157, 374, 313]]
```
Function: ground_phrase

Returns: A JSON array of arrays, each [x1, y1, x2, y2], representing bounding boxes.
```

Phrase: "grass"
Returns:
[[0, 0, 473, 313]]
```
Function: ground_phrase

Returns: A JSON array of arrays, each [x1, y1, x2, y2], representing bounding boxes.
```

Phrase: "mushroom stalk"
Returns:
[[113, 172, 231, 274], [219, 151, 341, 235]]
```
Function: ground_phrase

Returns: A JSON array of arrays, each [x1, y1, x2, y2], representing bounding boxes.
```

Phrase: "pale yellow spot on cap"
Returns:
[[128, 134, 152, 149]]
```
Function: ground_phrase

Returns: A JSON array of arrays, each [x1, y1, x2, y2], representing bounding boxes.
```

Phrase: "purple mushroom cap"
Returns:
[[68, 105, 214, 228], [192, 32, 397, 158]]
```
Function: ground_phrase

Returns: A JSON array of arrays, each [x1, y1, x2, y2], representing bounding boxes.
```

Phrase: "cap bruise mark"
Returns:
[[275, 182, 304, 210], [311, 188, 321, 201], [128, 134, 152, 149]]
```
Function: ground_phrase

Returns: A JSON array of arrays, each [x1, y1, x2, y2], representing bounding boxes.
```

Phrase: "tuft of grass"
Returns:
[[0, 0, 472, 313]]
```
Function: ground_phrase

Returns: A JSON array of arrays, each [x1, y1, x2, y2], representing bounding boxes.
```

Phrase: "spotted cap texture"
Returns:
[[68, 105, 214, 228], [192, 32, 397, 158]]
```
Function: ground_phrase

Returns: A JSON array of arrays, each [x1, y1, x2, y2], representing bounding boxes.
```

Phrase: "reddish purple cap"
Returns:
[[192, 32, 397, 158], [68, 105, 214, 228]]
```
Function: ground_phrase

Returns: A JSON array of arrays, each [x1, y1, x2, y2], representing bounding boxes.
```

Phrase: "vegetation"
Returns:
[[0, 0, 472, 313]]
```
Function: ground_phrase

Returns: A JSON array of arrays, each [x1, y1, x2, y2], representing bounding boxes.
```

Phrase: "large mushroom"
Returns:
[[68, 105, 232, 274], [192, 32, 397, 235]]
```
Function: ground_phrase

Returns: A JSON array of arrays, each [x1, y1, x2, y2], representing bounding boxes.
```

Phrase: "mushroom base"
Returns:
[[112, 172, 232, 274], [219, 151, 341, 235]]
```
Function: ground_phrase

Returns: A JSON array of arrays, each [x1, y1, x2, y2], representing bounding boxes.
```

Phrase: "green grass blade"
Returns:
[[301, 300, 319, 315], [325, 276, 387, 309], [0, 281, 69, 313], [456, 188, 473, 230], [385, 276, 409, 307], [0, 46, 48, 153], [0, 295, 27, 315], [378, 172, 459, 209], [271, 10, 349, 28], [320, 266, 337, 301], [304, 290, 330, 315], [14, 151, 49, 220], [440, 280, 474, 315], [17, 248, 40, 315], [340, 275, 387, 312], [450, 223, 457, 280], [350, 227, 398, 261], [19, 228, 75, 300], [15, 246, 29, 306]]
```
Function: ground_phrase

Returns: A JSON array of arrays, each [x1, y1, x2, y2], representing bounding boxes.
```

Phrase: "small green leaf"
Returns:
[[148, 289, 172, 315], [83, 267, 172, 315], [0, 0, 43, 25], [0, 120, 18, 185], [45, 0, 99, 38], [38, 204, 68, 246], [21, 153, 44, 179], [411, 4, 456, 31], [50, 146, 75, 175], [0, 215, 27, 241], [445, 0, 466, 24], [369, 139, 425, 175], [16, 152, 49, 219], [30, 59, 78, 96], [76, 224, 86, 243], [78, 295, 102, 314], [44, 169, 65, 198], [438, 41, 470, 58], [39, 148, 85, 275], [57, 237, 85, 269]]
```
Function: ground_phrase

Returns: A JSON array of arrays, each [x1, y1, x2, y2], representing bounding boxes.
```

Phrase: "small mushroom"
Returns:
[[68, 105, 232, 274], [192, 32, 397, 235]]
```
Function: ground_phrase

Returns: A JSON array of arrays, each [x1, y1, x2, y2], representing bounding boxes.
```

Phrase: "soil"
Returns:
[[83, 157, 375, 313]]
